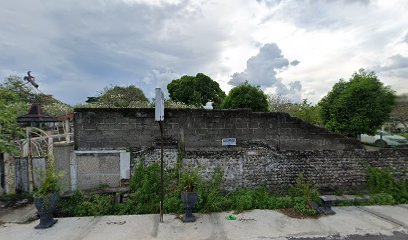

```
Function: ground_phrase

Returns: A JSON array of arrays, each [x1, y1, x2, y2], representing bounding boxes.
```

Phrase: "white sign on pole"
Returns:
[[155, 88, 164, 122]]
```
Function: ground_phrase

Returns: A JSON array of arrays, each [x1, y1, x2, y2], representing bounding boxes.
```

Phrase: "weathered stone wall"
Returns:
[[135, 148, 408, 193], [74, 108, 362, 151]]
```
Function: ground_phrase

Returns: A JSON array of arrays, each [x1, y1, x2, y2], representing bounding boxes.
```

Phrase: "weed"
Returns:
[[369, 193, 396, 205], [367, 167, 408, 204]]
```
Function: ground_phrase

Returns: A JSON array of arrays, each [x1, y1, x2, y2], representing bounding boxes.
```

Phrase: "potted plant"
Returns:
[[180, 168, 199, 222], [33, 154, 63, 229]]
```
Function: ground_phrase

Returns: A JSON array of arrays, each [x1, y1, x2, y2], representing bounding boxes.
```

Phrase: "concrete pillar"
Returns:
[[70, 151, 77, 192], [4, 153, 15, 194]]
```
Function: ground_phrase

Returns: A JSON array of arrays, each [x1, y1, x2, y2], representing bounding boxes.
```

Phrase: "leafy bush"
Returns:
[[367, 167, 395, 194], [251, 187, 273, 209], [78, 194, 113, 216], [180, 167, 200, 192], [231, 189, 253, 212], [288, 173, 319, 215], [58, 170, 321, 217], [369, 193, 396, 205], [269, 196, 294, 209], [288, 173, 319, 203], [164, 195, 183, 214], [57, 191, 114, 217], [196, 167, 229, 213], [367, 167, 408, 204], [130, 163, 161, 214], [293, 197, 317, 216], [34, 153, 64, 199]]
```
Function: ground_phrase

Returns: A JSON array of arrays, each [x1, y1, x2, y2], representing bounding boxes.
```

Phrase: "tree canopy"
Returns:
[[94, 85, 149, 108], [0, 75, 35, 103], [0, 88, 24, 154], [319, 69, 396, 137], [167, 73, 226, 108], [267, 95, 321, 125], [221, 82, 268, 112]]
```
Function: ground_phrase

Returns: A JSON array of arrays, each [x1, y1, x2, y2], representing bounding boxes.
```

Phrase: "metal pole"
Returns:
[[159, 121, 164, 223]]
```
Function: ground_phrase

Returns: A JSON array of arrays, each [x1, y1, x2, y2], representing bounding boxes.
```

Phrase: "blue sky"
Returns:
[[1, 0, 407, 105]]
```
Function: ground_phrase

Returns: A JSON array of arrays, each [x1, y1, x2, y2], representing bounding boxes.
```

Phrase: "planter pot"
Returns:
[[34, 192, 59, 229], [181, 192, 197, 222]]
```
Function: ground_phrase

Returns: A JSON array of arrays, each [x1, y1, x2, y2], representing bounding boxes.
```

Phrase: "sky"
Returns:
[[1, 0, 407, 105]]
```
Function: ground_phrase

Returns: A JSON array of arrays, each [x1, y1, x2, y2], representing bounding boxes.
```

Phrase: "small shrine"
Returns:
[[16, 103, 58, 130]]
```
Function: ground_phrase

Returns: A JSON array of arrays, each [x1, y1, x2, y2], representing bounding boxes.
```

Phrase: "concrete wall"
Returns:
[[53, 144, 131, 192], [74, 108, 362, 151], [71, 150, 130, 191], [136, 148, 408, 193], [54, 143, 74, 192]]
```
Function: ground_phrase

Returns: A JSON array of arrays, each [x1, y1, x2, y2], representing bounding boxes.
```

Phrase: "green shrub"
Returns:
[[196, 167, 229, 213], [288, 173, 319, 216], [293, 197, 317, 216], [251, 187, 272, 209], [393, 180, 408, 204], [81, 194, 113, 216], [269, 196, 294, 209], [164, 194, 183, 214], [367, 167, 408, 204], [230, 189, 253, 212], [58, 192, 115, 217], [369, 193, 396, 205], [180, 167, 200, 192], [112, 200, 138, 215], [288, 173, 320, 203], [57, 191, 86, 217], [367, 167, 395, 194], [130, 163, 161, 214]]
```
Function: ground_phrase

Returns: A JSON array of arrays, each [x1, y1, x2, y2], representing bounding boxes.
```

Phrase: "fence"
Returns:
[[0, 127, 73, 194]]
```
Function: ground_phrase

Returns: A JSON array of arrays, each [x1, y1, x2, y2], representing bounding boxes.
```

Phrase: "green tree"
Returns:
[[167, 73, 226, 108], [0, 75, 35, 103], [267, 94, 293, 113], [267, 95, 321, 125], [95, 85, 149, 108], [319, 69, 396, 137], [0, 88, 24, 154], [287, 100, 321, 125], [1, 75, 73, 117], [221, 82, 269, 112]]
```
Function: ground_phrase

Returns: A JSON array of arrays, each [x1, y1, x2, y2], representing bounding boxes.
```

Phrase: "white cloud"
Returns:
[[142, 69, 182, 98], [228, 43, 302, 101], [0, 0, 407, 104]]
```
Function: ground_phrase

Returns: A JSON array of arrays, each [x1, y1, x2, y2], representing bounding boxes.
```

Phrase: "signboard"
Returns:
[[222, 138, 236, 146], [155, 88, 164, 122]]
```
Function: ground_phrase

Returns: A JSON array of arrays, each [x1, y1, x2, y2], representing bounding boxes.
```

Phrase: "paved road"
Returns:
[[0, 205, 407, 239], [290, 231, 408, 240]]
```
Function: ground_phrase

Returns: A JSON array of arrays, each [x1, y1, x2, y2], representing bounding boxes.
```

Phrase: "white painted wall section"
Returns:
[[70, 151, 77, 191], [120, 152, 131, 179]]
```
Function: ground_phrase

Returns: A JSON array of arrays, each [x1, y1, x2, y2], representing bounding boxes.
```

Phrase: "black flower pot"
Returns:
[[34, 192, 59, 229], [181, 192, 197, 222]]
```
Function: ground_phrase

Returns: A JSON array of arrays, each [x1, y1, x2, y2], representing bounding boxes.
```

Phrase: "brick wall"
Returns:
[[74, 108, 362, 151]]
